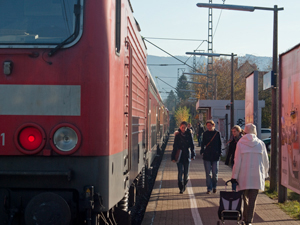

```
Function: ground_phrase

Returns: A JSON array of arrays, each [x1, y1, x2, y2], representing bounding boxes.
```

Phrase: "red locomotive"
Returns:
[[0, 0, 169, 224]]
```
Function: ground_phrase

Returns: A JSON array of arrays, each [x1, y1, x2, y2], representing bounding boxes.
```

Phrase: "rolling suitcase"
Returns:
[[217, 180, 244, 225]]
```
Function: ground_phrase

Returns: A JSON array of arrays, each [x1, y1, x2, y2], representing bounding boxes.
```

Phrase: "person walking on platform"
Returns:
[[225, 125, 243, 191], [187, 123, 194, 136], [225, 125, 243, 167], [171, 121, 195, 194], [200, 120, 221, 194], [197, 122, 205, 147], [231, 123, 269, 225]]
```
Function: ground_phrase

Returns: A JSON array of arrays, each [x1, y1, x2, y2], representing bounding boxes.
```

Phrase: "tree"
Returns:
[[177, 100, 198, 127], [189, 63, 207, 100], [174, 106, 190, 127], [176, 75, 190, 101], [213, 58, 257, 100], [164, 90, 177, 112], [191, 57, 257, 101]]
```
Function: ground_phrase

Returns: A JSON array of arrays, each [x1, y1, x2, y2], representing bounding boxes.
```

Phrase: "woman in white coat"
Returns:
[[231, 123, 269, 225]]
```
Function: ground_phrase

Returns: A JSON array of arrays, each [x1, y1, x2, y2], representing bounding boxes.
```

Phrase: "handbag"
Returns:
[[175, 149, 182, 163]]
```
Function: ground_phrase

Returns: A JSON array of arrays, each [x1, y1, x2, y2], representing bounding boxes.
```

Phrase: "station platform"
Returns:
[[142, 135, 300, 225]]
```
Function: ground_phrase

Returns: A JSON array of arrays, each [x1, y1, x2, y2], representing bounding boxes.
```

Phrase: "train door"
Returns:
[[156, 106, 160, 151], [148, 98, 151, 153]]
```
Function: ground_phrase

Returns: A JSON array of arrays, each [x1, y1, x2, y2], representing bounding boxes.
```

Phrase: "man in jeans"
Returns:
[[197, 122, 205, 147], [200, 120, 222, 194]]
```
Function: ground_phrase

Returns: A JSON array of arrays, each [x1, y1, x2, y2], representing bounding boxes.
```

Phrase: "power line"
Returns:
[[144, 37, 207, 42], [155, 76, 162, 91], [213, 0, 226, 38], [148, 64, 184, 66], [184, 40, 206, 64], [143, 37, 196, 71], [143, 37, 207, 66], [213, 10, 223, 38], [155, 76, 178, 92], [153, 77, 178, 78]]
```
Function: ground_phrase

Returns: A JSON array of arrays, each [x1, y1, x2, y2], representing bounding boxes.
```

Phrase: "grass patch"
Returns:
[[264, 180, 300, 220], [278, 201, 300, 220]]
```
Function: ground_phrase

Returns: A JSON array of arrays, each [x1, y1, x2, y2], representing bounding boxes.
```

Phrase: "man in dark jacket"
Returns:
[[197, 122, 205, 147], [171, 121, 195, 193], [200, 120, 221, 194]]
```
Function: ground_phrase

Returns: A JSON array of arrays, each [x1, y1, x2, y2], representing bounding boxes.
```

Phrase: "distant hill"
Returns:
[[147, 54, 272, 99], [238, 54, 272, 71]]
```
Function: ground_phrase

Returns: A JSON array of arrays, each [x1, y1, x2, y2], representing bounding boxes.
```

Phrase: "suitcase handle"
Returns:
[[225, 179, 239, 186]]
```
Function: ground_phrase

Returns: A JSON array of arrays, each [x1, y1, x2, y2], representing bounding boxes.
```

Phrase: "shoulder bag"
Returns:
[[204, 131, 218, 150]]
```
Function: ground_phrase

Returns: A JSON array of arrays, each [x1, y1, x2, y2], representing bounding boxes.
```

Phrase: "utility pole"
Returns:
[[230, 53, 234, 129], [207, 0, 214, 100]]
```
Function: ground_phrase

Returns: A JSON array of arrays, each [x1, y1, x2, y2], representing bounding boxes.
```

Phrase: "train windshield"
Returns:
[[0, 0, 80, 45]]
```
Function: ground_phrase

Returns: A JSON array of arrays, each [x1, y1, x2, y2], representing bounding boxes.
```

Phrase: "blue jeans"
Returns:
[[198, 135, 202, 146], [203, 160, 219, 191], [177, 161, 190, 183]]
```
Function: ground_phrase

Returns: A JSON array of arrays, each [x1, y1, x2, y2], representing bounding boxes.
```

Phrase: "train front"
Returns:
[[0, 0, 115, 224]]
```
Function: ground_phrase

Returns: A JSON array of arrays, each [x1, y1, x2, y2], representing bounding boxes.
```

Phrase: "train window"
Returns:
[[115, 0, 121, 53], [0, 0, 82, 46]]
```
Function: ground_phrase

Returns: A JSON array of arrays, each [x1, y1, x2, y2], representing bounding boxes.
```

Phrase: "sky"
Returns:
[[130, 0, 300, 58]]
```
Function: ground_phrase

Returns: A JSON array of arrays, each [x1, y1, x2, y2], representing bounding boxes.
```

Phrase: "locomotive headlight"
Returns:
[[53, 127, 78, 151], [50, 124, 81, 155]]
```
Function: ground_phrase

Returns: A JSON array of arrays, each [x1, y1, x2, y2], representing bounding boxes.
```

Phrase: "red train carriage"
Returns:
[[0, 0, 168, 224], [146, 70, 169, 165]]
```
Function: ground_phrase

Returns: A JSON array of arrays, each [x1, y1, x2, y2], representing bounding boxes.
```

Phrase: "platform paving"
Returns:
[[142, 135, 300, 225]]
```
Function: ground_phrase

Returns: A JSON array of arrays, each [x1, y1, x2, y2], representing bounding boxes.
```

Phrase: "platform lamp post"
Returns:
[[186, 52, 236, 131], [196, 3, 285, 200]]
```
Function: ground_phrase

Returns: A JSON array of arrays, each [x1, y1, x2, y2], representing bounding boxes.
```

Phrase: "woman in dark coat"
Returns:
[[171, 121, 195, 194], [225, 125, 243, 167], [200, 120, 221, 194], [225, 125, 243, 191]]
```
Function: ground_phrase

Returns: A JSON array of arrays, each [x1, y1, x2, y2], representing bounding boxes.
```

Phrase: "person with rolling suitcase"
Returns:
[[231, 123, 269, 225]]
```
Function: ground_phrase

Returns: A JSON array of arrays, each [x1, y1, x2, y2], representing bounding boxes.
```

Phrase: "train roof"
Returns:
[[147, 67, 163, 103]]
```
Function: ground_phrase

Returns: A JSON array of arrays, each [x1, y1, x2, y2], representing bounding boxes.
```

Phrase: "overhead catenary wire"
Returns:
[[143, 37, 207, 96], [143, 37, 196, 71], [213, 0, 226, 38], [184, 40, 206, 64], [153, 77, 178, 78], [147, 64, 184, 66], [155, 76, 162, 91], [155, 76, 178, 92], [144, 37, 207, 66], [144, 37, 207, 42]]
